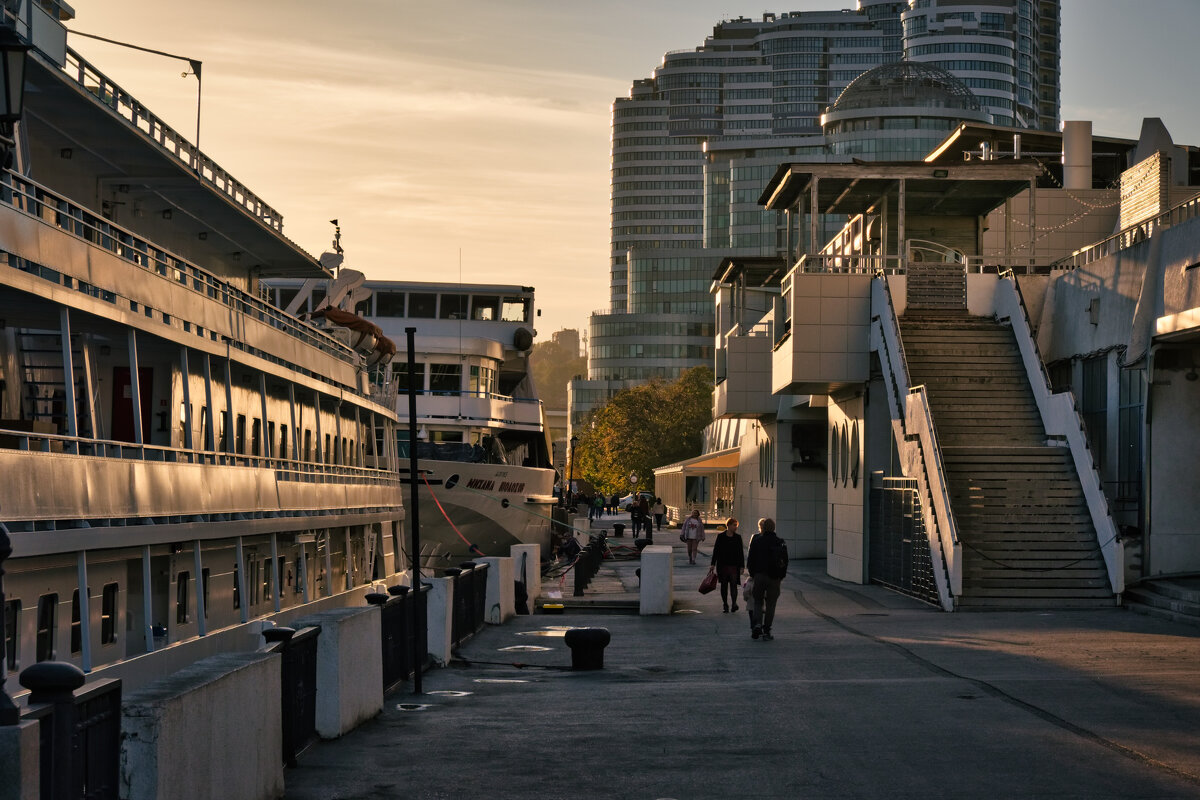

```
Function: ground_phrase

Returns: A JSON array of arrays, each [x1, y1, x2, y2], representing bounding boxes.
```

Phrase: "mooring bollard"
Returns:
[[563, 627, 611, 670]]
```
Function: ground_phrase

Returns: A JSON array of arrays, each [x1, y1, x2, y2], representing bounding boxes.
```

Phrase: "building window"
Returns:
[[5, 600, 19, 671], [176, 572, 190, 624], [101, 583, 118, 645], [439, 294, 468, 320], [36, 594, 57, 662]]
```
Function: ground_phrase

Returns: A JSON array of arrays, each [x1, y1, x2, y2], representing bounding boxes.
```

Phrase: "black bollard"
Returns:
[[563, 627, 611, 670], [20, 661, 87, 798]]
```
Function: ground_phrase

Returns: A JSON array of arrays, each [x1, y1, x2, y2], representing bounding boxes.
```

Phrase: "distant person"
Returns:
[[593, 493, 605, 519], [610, 493, 619, 515], [637, 495, 652, 537], [680, 509, 705, 565], [588, 493, 599, 521], [709, 518, 744, 613], [652, 498, 666, 532], [745, 518, 788, 641]]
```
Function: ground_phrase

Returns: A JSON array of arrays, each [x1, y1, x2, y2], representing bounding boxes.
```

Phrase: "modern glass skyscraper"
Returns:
[[571, 1, 1061, 429]]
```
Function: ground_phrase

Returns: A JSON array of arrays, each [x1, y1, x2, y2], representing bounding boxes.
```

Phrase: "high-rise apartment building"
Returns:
[[570, 1, 1061, 430]]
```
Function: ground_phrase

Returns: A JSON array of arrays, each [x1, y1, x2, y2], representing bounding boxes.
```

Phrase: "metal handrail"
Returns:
[[1056, 192, 1200, 270], [0, 426, 402, 485], [0, 169, 359, 368], [61, 46, 286, 234]]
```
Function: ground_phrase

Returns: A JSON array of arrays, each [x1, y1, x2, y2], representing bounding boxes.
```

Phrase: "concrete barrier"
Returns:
[[479, 556, 514, 624], [510, 544, 541, 612], [424, 577, 454, 666], [0, 719, 38, 800], [639, 545, 674, 615], [294, 606, 383, 738], [120, 651, 282, 800]]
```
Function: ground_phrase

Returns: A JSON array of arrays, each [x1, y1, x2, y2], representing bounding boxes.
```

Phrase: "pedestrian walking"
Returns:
[[680, 509, 705, 564], [652, 498, 665, 532], [745, 517, 788, 641], [709, 518, 744, 612], [593, 493, 604, 519], [637, 495, 652, 537]]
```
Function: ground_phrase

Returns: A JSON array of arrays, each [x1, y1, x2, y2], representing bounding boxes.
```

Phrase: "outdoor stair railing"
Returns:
[[871, 272, 961, 610], [995, 271, 1124, 595]]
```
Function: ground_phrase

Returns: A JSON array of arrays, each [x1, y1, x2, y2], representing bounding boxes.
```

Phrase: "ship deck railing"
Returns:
[[0, 425, 401, 483], [0, 168, 363, 368], [61, 45, 286, 236]]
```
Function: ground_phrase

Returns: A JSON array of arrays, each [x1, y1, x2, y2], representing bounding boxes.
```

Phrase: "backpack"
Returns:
[[766, 537, 788, 579]]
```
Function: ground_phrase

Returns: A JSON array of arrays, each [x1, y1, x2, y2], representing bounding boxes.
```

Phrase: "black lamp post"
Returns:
[[0, 24, 25, 728], [567, 435, 578, 508]]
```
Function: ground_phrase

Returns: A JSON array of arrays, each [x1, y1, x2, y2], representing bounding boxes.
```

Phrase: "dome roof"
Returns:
[[830, 61, 982, 114]]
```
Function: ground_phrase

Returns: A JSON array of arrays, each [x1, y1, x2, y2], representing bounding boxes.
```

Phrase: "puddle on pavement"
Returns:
[[499, 645, 551, 652], [426, 690, 472, 697], [396, 703, 433, 711], [673, 609, 702, 615], [474, 678, 531, 684], [516, 628, 574, 637]]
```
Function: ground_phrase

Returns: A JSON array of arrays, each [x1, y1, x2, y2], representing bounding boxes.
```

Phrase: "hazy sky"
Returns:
[[69, 1, 1200, 341]]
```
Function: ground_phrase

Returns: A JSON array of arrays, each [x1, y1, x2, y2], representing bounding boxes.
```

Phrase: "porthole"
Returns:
[[850, 421, 860, 488], [830, 423, 840, 486], [840, 421, 850, 487]]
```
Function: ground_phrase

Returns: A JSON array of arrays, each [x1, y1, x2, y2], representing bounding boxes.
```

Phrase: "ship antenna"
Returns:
[[330, 219, 343, 277]]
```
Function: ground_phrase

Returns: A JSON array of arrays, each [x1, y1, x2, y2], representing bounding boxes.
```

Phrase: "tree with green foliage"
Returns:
[[574, 366, 713, 495], [529, 334, 586, 410]]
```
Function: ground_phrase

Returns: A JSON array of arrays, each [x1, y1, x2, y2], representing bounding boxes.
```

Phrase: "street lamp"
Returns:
[[567, 435, 579, 508], [0, 26, 29, 123]]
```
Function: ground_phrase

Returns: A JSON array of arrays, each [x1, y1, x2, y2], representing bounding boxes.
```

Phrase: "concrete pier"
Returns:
[[283, 522, 1200, 799]]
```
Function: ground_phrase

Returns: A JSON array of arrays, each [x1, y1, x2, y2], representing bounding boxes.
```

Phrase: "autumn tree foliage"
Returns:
[[575, 366, 713, 495]]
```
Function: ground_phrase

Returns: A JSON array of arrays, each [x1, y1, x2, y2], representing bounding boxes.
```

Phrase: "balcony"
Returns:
[[773, 269, 871, 395], [713, 321, 775, 419], [406, 391, 543, 431]]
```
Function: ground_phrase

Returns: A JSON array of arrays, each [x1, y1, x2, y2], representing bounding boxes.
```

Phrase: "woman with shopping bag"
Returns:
[[708, 518, 745, 612]]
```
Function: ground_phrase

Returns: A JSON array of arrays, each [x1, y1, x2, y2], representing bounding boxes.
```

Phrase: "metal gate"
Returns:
[[868, 475, 940, 606]]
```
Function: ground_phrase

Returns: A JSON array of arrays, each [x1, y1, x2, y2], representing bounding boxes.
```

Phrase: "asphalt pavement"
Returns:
[[284, 517, 1200, 800]]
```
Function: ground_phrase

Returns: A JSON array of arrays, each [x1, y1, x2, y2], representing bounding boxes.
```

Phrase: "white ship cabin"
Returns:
[[0, 4, 406, 695], [263, 280, 554, 471]]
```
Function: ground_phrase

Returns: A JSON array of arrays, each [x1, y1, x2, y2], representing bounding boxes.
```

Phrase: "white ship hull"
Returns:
[[406, 460, 556, 569]]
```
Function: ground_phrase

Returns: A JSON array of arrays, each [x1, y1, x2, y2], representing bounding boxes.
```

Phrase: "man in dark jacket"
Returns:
[[744, 517, 787, 641]]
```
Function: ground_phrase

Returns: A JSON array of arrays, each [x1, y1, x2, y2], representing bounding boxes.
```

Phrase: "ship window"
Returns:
[[408, 293, 436, 318], [36, 594, 56, 662], [471, 296, 499, 321], [501, 297, 529, 323], [354, 296, 371, 317], [70, 589, 84, 654], [252, 418, 262, 457], [394, 362, 424, 393], [279, 425, 288, 460], [202, 569, 210, 618], [101, 583, 118, 645], [304, 429, 312, 462], [4, 600, 18, 671], [469, 365, 496, 396], [176, 572, 190, 624], [429, 364, 461, 395], [375, 291, 405, 317], [263, 558, 274, 600], [324, 433, 332, 464], [236, 414, 247, 454], [276, 288, 299, 312], [439, 294, 467, 320], [248, 558, 260, 606], [218, 411, 229, 452]]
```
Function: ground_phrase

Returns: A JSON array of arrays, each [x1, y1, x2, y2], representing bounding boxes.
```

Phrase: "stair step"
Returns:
[[958, 596, 1118, 608]]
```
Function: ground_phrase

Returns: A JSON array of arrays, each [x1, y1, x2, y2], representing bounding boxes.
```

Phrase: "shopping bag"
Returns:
[[699, 568, 718, 594]]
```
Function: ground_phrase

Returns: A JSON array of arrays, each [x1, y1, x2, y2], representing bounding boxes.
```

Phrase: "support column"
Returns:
[[193, 541, 206, 636], [180, 346, 193, 450], [898, 178, 907, 268], [235, 537, 248, 624], [58, 308, 78, 438], [141, 546, 154, 652], [270, 534, 281, 613], [127, 329, 143, 445], [313, 389, 324, 464], [288, 383, 299, 460], [76, 552, 91, 671], [223, 358, 234, 454], [259, 374, 271, 458], [202, 355, 215, 451]]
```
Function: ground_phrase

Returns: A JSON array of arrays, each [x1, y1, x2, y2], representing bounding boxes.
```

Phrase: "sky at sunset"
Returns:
[[66, 0, 1200, 343]]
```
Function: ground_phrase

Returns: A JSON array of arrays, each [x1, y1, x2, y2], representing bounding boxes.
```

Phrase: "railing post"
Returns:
[[19, 661, 87, 800]]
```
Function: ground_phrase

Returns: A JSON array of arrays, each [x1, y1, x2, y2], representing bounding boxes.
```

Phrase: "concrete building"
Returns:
[[684, 116, 1200, 610], [571, 2, 1061, 431]]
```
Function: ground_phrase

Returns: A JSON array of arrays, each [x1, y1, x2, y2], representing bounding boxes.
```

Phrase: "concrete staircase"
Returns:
[[901, 311, 1116, 609], [1123, 577, 1200, 627]]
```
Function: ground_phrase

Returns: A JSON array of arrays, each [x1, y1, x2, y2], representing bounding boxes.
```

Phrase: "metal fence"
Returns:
[[263, 626, 320, 768], [367, 584, 429, 694], [444, 562, 489, 648], [18, 664, 121, 800]]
